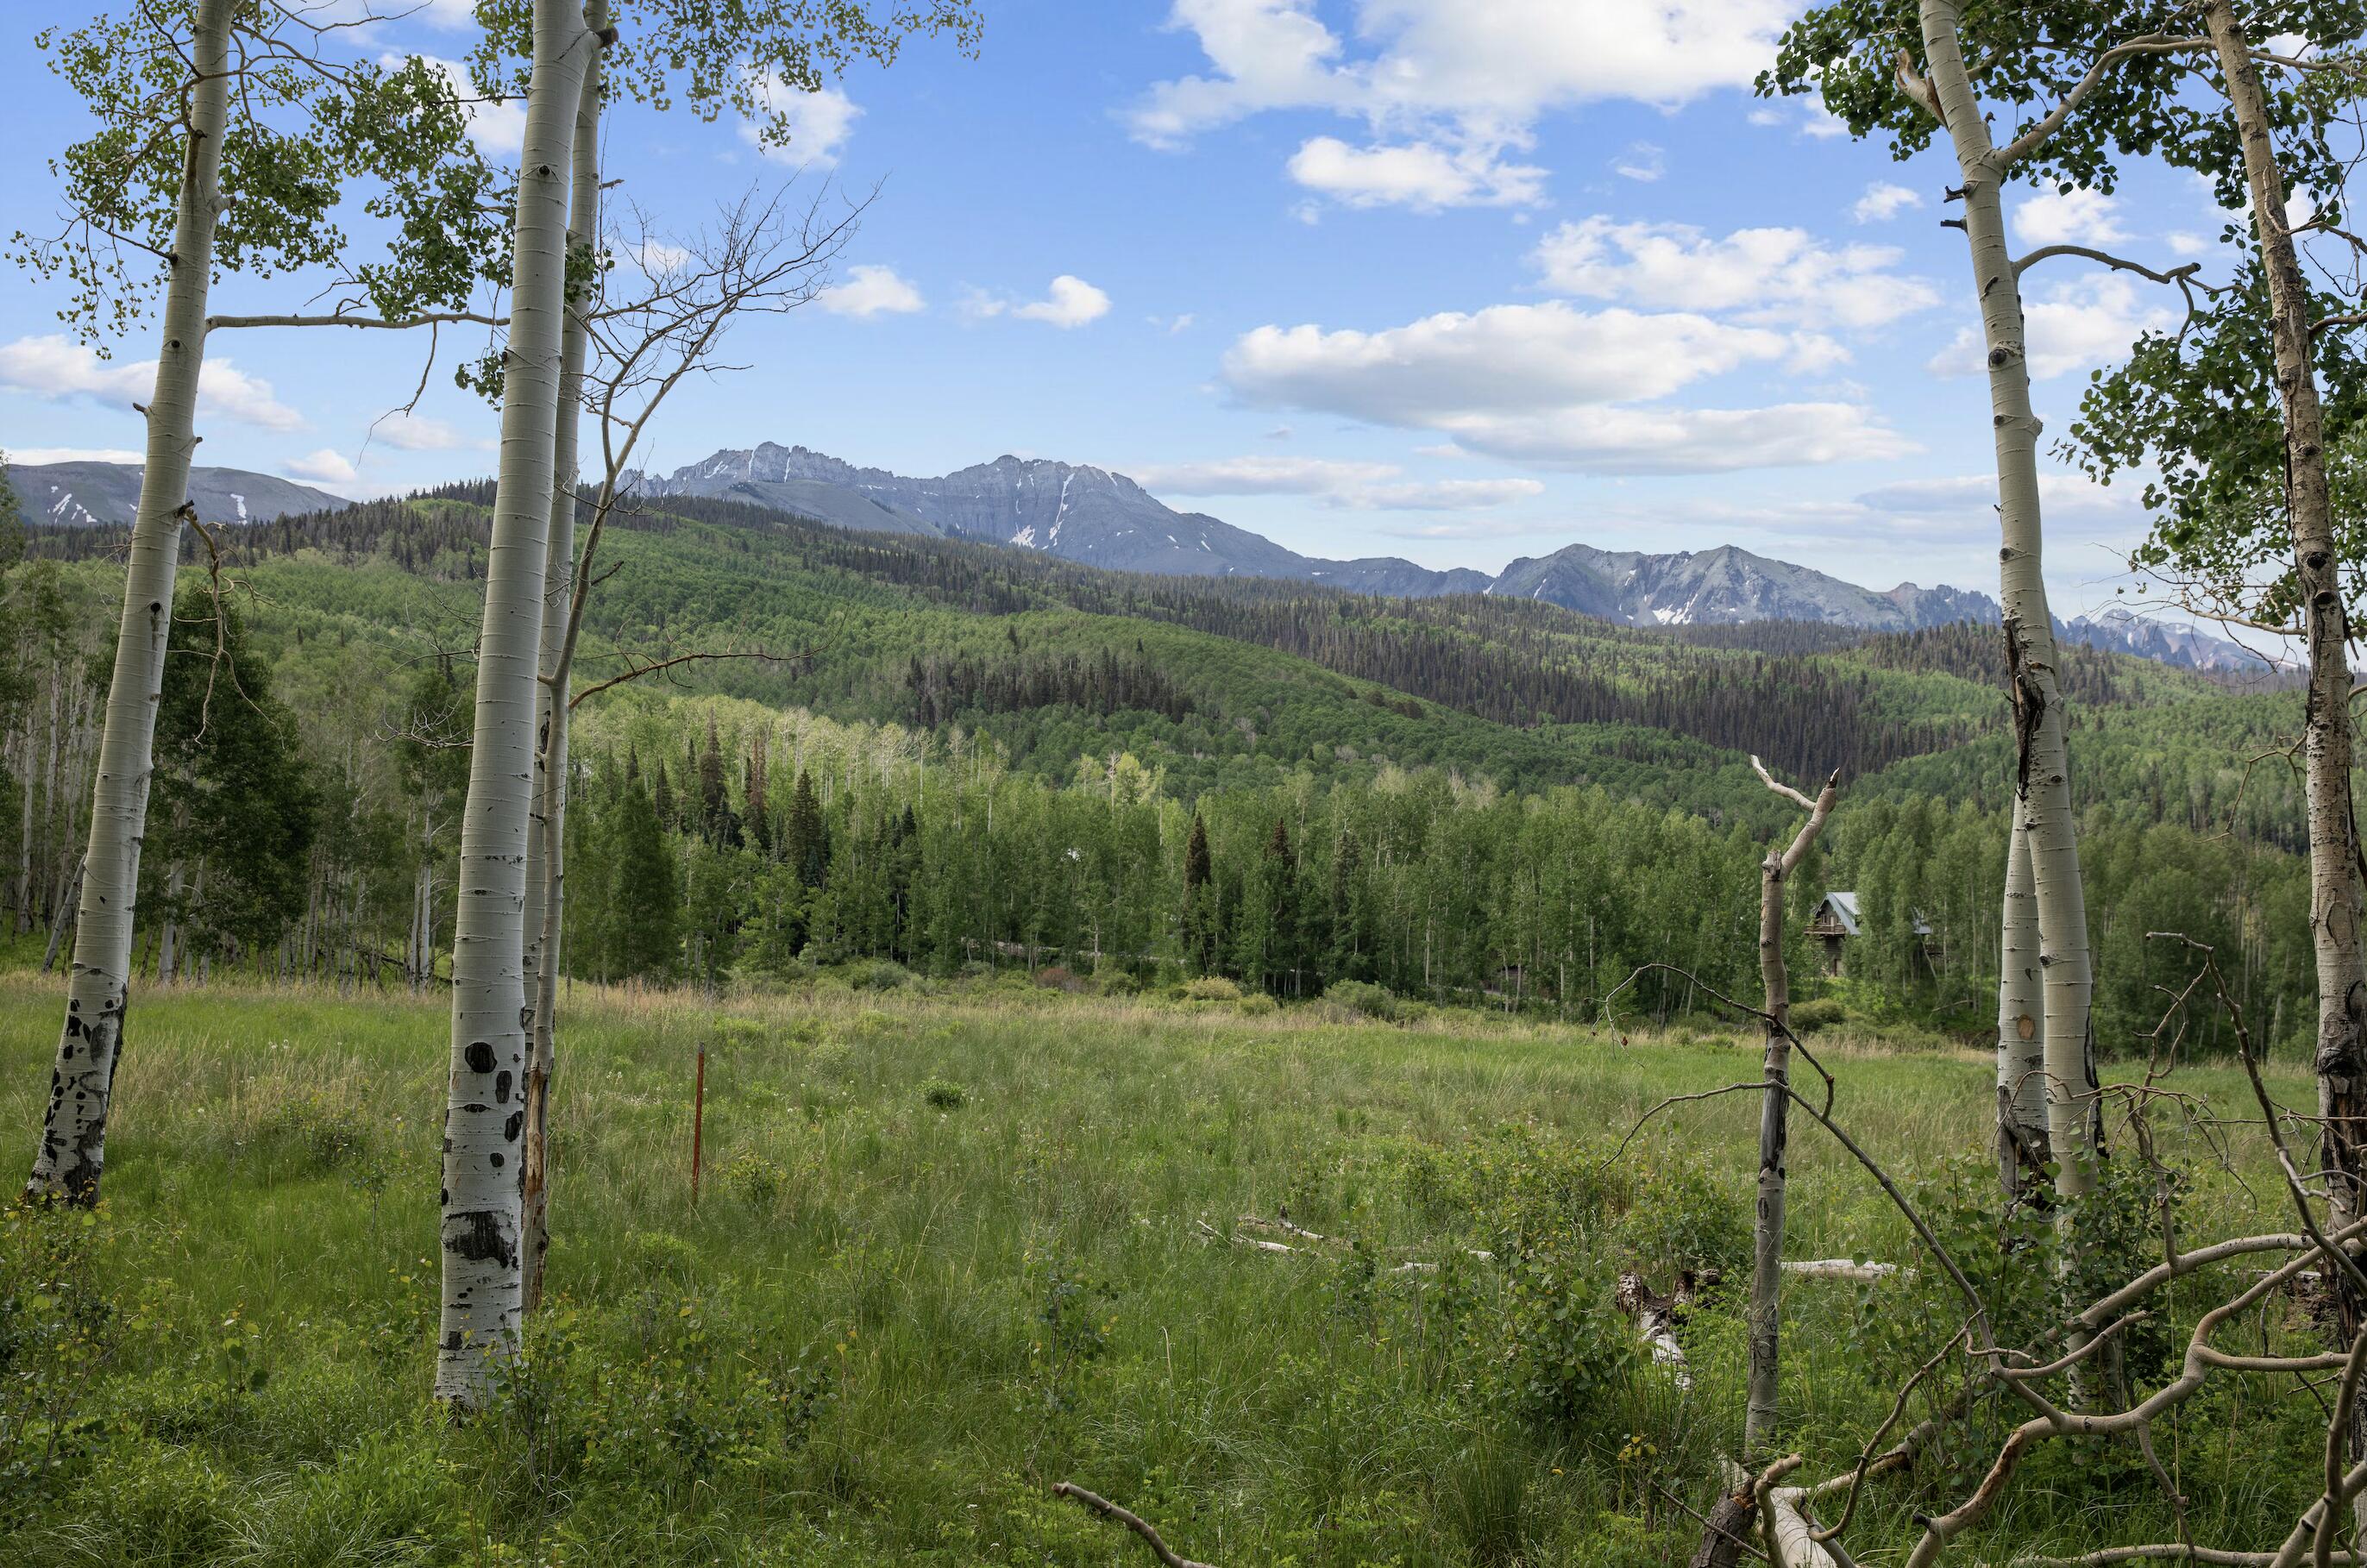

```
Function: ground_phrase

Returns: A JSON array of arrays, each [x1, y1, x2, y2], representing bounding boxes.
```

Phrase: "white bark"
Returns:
[[25, 0, 233, 1204], [1919, 0, 2100, 1204], [1998, 812, 2050, 1195], [522, 8, 604, 1316], [2201, 0, 2367, 1521], [436, 0, 593, 1408]]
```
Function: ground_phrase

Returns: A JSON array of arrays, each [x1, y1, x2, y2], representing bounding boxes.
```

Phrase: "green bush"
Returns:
[[1237, 993, 1280, 1017], [719, 1149, 790, 1207], [852, 959, 914, 991], [921, 1077, 967, 1110], [1183, 975, 1243, 1002], [1788, 997, 1847, 1034], [1322, 979, 1403, 1021]]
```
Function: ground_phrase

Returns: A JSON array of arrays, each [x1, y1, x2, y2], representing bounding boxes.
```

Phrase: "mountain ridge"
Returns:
[[633, 442, 2266, 670]]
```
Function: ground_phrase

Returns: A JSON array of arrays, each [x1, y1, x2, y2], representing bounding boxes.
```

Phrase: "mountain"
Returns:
[[635, 442, 1996, 631], [2062, 609, 2276, 674], [1484, 542, 1992, 631], [9, 461, 347, 528]]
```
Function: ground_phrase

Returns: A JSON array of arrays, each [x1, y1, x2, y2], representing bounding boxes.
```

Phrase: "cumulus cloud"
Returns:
[[1131, 0, 1791, 210], [1134, 453, 1543, 509], [1416, 403, 1916, 475], [1529, 216, 1940, 329], [1287, 135, 1545, 210], [0, 335, 303, 430], [970, 275, 1112, 328], [1225, 303, 1793, 419], [1133, 0, 1795, 147], [1853, 181, 1923, 223], [284, 448, 361, 486], [369, 411, 474, 451], [1219, 304, 1911, 474], [2012, 187, 2126, 248], [1926, 273, 2175, 380], [818, 264, 926, 317], [740, 81, 861, 169]]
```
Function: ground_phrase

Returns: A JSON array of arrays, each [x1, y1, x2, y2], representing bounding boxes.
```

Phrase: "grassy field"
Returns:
[[0, 972, 2338, 1566]]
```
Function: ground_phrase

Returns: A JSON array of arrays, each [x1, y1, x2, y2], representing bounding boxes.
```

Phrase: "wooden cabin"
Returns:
[[1808, 891, 1937, 975]]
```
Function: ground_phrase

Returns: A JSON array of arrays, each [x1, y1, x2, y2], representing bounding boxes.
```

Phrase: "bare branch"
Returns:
[[1052, 1483, 1215, 1568]]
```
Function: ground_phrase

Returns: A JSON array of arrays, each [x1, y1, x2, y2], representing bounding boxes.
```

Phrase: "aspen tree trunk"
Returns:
[[522, 13, 605, 1315], [435, 0, 592, 1408], [23, 0, 233, 1205], [2201, 0, 2367, 1514], [1920, 0, 2099, 1204], [1744, 764, 1838, 1458], [1997, 814, 2050, 1197]]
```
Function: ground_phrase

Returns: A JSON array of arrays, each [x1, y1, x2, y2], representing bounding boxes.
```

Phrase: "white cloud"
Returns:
[[1417, 403, 1916, 474], [1135, 0, 1794, 147], [1220, 303, 1910, 474], [2166, 230, 2212, 257], [1610, 142, 1665, 182], [1529, 217, 1939, 329], [4, 447, 146, 466], [1855, 471, 2132, 519], [1132, 1, 1791, 211], [1352, 477, 1545, 509], [1853, 181, 1923, 223], [741, 80, 861, 169], [403, 55, 525, 157], [1148, 312, 1197, 334], [1926, 273, 2175, 380], [370, 411, 474, 451], [1135, 455, 1399, 494], [1225, 302, 1792, 418], [1288, 135, 1545, 210], [284, 448, 361, 486], [0, 334, 303, 430], [818, 264, 926, 317], [1133, 453, 1543, 509], [2012, 187, 2126, 249], [972, 275, 1112, 328], [632, 238, 691, 274]]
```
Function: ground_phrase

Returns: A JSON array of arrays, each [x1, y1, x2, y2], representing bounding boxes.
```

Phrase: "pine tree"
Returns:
[[745, 731, 771, 856], [1183, 812, 1216, 975], [698, 715, 729, 843], [785, 768, 829, 890], [607, 774, 680, 982]]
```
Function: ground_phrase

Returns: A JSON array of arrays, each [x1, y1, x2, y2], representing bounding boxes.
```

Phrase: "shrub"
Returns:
[[1322, 979, 1403, 1021], [1184, 975, 1243, 1002], [921, 1077, 967, 1110], [851, 959, 914, 991], [1788, 997, 1847, 1035], [719, 1150, 789, 1207], [1092, 969, 1140, 996], [1237, 993, 1280, 1017], [1033, 965, 1085, 993]]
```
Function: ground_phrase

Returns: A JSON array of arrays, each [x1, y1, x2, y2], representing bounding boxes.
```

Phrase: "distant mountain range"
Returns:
[[8, 459, 346, 529], [635, 442, 2271, 670], [631, 442, 1998, 630], [10, 447, 2273, 673]]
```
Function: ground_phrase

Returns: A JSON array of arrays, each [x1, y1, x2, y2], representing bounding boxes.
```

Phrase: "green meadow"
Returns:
[[0, 974, 2333, 1565]]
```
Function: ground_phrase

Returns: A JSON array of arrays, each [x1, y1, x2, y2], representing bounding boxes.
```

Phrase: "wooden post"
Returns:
[[691, 1040, 707, 1206]]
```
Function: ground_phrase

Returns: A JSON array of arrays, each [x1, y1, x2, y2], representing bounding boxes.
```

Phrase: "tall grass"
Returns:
[[0, 973, 2326, 1565]]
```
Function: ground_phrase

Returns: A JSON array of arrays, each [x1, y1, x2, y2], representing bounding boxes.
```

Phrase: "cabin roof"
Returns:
[[1817, 891, 1862, 936]]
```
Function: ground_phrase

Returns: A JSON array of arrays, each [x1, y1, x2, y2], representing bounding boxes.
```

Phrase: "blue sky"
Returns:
[[0, 1, 2257, 613]]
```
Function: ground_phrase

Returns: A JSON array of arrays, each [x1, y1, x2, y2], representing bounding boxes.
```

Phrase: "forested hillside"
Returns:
[[5, 489, 2316, 1053]]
